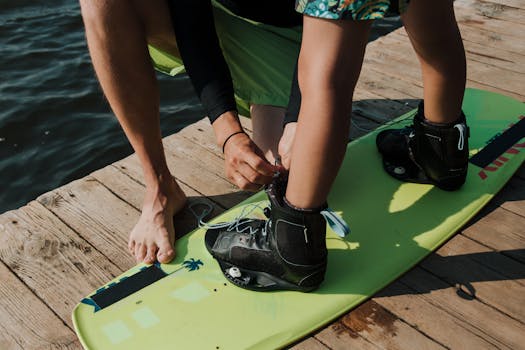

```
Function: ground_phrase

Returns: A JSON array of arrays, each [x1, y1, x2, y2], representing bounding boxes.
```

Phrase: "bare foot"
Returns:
[[128, 176, 187, 264]]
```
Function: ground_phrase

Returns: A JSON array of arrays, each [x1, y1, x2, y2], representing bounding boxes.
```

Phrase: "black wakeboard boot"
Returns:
[[204, 178, 328, 292], [376, 102, 470, 191]]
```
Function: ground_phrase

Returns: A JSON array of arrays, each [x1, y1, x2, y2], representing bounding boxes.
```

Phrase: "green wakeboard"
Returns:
[[73, 89, 524, 349]]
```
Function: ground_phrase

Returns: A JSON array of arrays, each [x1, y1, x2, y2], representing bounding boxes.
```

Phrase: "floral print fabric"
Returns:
[[296, 0, 410, 20]]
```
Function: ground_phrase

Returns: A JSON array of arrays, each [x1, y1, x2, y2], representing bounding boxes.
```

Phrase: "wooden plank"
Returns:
[[454, 231, 525, 281], [350, 70, 420, 128], [0, 202, 123, 329], [501, 177, 525, 216], [37, 177, 138, 270], [390, 30, 525, 75], [314, 322, 382, 350], [357, 59, 423, 101], [398, 267, 525, 349], [463, 41, 525, 75], [361, 51, 419, 89], [289, 337, 329, 350], [457, 21, 525, 55], [339, 300, 445, 350], [384, 6, 525, 56], [91, 164, 225, 238], [369, 29, 525, 100], [37, 150, 241, 271], [465, 62, 524, 100], [366, 32, 525, 99], [0, 260, 77, 350], [420, 235, 525, 322], [113, 141, 249, 209], [496, 177, 525, 217], [456, 0, 525, 25], [473, 0, 525, 10], [164, 133, 229, 180], [374, 280, 501, 349], [90, 165, 147, 211], [454, 2, 525, 39], [463, 207, 525, 264]]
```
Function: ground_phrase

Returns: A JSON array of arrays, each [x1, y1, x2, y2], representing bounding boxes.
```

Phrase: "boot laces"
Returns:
[[190, 201, 350, 239], [189, 201, 269, 236]]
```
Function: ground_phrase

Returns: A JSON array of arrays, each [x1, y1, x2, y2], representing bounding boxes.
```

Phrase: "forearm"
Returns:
[[168, 0, 237, 123], [212, 111, 244, 148]]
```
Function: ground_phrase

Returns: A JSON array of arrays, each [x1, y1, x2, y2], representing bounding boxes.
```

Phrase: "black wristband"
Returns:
[[221, 131, 246, 153]]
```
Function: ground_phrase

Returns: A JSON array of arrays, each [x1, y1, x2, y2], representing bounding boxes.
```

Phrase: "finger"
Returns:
[[281, 154, 292, 171], [238, 161, 273, 185], [244, 152, 279, 177], [233, 172, 261, 191]]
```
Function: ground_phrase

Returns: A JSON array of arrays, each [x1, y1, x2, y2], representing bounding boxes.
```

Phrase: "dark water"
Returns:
[[0, 1, 401, 213], [0, 1, 205, 213]]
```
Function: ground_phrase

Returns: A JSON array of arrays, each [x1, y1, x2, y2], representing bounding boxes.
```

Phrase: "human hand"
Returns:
[[223, 132, 279, 191], [277, 122, 297, 171]]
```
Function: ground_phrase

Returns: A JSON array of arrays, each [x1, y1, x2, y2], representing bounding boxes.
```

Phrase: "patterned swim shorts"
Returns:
[[296, 0, 410, 20]]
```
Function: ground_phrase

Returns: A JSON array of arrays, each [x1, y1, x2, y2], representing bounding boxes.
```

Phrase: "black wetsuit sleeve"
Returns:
[[168, 0, 237, 123], [284, 61, 300, 125]]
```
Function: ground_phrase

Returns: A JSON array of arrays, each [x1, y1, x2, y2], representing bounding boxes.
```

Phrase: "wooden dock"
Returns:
[[1, 0, 524, 348]]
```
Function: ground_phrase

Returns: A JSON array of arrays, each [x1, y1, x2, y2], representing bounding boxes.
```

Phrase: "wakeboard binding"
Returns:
[[376, 101, 470, 191], [205, 177, 328, 292]]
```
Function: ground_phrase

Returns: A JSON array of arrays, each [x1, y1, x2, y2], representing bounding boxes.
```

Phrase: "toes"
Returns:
[[157, 239, 175, 264], [135, 243, 147, 262], [128, 239, 136, 254], [144, 243, 158, 264]]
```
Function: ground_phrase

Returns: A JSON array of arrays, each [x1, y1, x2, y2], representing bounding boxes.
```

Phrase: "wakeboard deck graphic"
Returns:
[[73, 89, 524, 349]]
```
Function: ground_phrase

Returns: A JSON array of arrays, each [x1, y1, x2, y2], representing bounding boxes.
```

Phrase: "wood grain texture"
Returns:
[[398, 267, 525, 349], [420, 235, 525, 322], [0, 202, 123, 328], [0, 261, 78, 350], [374, 280, 501, 349], [37, 177, 138, 270]]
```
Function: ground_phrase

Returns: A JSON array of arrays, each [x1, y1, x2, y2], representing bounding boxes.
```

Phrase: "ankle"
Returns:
[[418, 101, 466, 126], [143, 175, 186, 211], [283, 196, 326, 213], [144, 167, 173, 188]]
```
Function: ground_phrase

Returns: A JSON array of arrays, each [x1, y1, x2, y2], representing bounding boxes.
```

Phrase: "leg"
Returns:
[[286, 17, 372, 209], [250, 104, 286, 164], [376, 0, 468, 191], [80, 0, 185, 264], [401, 0, 466, 123], [204, 17, 367, 292]]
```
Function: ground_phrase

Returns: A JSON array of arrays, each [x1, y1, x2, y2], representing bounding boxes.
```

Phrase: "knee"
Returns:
[[79, 0, 101, 22], [79, 0, 127, 34], [297, 58, 357, 103], [79, 0, 108, 30]]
